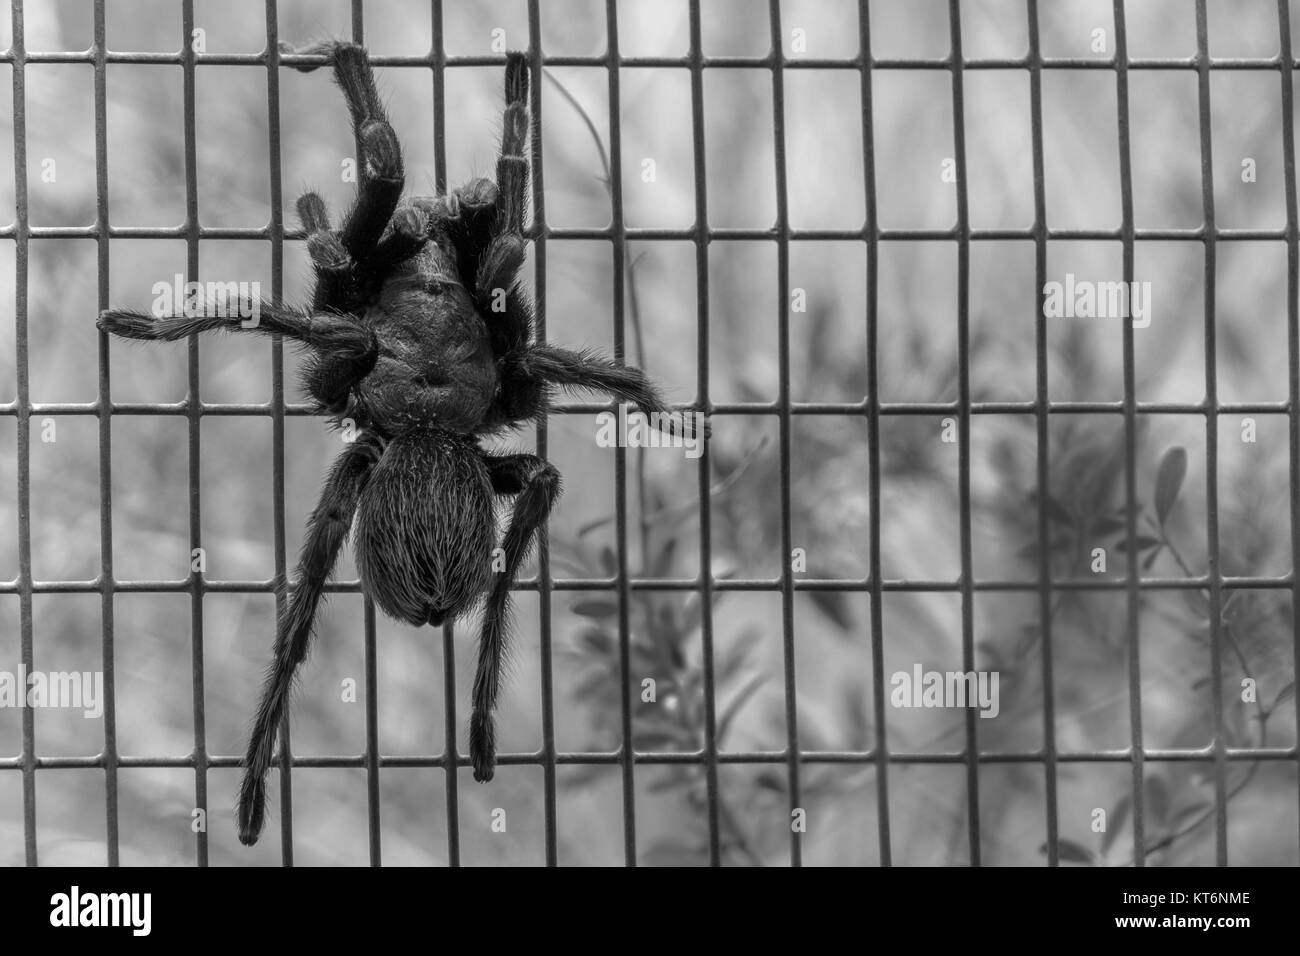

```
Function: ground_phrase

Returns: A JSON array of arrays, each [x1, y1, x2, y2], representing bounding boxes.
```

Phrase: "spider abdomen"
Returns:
[[353, 428, 495, 627]]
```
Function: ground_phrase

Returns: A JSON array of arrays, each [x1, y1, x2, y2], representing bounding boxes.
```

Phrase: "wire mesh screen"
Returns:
[[1, 0, 1298, 867]]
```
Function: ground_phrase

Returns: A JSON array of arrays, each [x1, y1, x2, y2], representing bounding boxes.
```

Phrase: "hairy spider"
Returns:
[[98, 42, 702, 847]]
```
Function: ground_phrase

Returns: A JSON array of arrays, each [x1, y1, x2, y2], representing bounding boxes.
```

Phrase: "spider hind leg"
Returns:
[[237, 433, 380, 846], [471, 452, 561, 783]]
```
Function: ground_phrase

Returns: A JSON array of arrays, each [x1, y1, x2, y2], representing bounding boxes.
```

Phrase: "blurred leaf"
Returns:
[[548, 541, 597, 577], [681, 594, 704, 635], [649, 771, 698, 794], [641, 838, 706, 867], [635, 722, 696, 749], [845, 683, 872, 750], [976, 639, 1002, 671], [1090, 515, 1126, 535], [716, 627, 762, 686], [558, 762, 608, 790], [1171, 801, 1212, 830], [1182, 588, 1211, 616], [1030, 490, 1074, 526], [1013, 626, 1040, 661], [646, 600, 678, 649], [598, 545, 617, 577], [717, 672, 767, 746], [755, 770, 786, 793], [652, 534, 679, 578], [1154, 446, 1187, 527], [576, 626, 615, 657], [1145, 775, 1169, 823], [572, 599, 618, 620], [1015, 537, 1071, 561], [1044, 839, 1096, 865], [1113, 535, 1162, 555], [1272, 681, 1296, 709], [572, 669, 611, 701], [1102, 794, 1131, 854], [809, 588, 854, 632]]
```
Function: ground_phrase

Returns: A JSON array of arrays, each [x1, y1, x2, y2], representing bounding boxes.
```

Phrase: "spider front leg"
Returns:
[[237, 433, 381, 845], [99, 298, 375, 352], [472, 452, 562, 782], [285, 41, 408, 271], [297, 192, 429, 316], [469, 52, 533, 355], [297, 192, 361, 313]]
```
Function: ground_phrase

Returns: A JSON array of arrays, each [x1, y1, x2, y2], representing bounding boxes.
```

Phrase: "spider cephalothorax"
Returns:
[[99, 42, 701, 846]]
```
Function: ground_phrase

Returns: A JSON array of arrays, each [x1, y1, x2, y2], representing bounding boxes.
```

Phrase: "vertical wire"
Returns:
[[92, 0, 120, 867], [946, 0, 980, 866], [603, 0, 638, 867], [1193, 0, 1229, 866], [1111, 0, 1146, 866], [428, 0, 461, 868], [1274, 0, 1300, 854], [264, 0, 293, 869], [524, 0, 560, 868], [351, 22, 383, 878], [180, 0, 210, 869], [363, 596, 381, 864], [858, 0, 892, 868], [9, 0, 37, 869], [1025, 0, 1059, 867], [686, 0, 722, 867], [766, 0, 803, 867]]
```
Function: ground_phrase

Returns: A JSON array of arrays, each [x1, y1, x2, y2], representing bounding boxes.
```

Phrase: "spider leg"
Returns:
[[493, 53, 531, 239], [98, 301, 376, 356], [368, 203, 430, 277], [297, 191, 364, 313], [426, 53, 530, 291], [100, 301, 379, 415], [471, 52, 533, 355], [346, 118, 405, 265], [445, 179, 498, 283], [285, 41, 407, 270], [301, 350, 378, 416], [237, 433, 381, 845], [471, 452, 561, 783], [509, 344, 708, 439], [296, 191, 331, 232]]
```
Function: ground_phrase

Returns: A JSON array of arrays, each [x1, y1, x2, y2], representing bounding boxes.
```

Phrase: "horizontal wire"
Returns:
[[3, 224, 1296, 241], [3, 401, 1292, 417], [0, 747, 1293, 772], [3, 575, 1291, 593], [3, 49, 1299, 70]]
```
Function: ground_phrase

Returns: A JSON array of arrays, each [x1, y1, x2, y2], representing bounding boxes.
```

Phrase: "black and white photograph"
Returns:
[[0, 0, 1294, 914]]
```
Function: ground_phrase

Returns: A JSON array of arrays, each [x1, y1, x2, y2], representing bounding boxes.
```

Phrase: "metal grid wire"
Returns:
[[1, 0, 1299, 867]]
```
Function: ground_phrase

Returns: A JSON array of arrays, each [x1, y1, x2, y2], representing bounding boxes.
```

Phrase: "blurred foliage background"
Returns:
[[0, 0, 1297, 865]]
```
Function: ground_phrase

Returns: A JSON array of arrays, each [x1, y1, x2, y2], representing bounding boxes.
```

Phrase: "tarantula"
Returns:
[[99, 42, 700, 846]]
